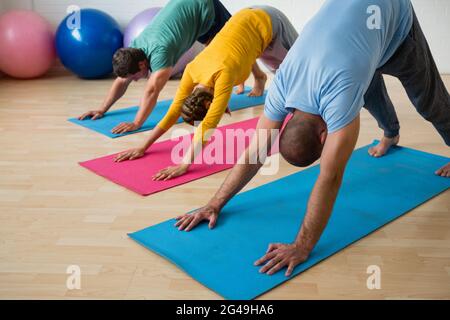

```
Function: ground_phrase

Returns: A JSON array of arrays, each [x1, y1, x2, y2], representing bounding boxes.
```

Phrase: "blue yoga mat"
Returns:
[[68, 87, 266, 138], [129, 142, 450, 299]]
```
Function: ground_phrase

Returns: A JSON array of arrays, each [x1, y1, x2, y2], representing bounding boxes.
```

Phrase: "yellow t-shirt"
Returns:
[[157, 8, 272, 143]]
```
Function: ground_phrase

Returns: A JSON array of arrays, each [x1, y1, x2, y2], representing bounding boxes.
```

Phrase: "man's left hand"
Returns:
[[111, 122, 140, 134], [254, 243, 309, 277]]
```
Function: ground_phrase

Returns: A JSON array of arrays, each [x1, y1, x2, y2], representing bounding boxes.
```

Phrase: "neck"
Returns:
[[293, 110, 325, 133]]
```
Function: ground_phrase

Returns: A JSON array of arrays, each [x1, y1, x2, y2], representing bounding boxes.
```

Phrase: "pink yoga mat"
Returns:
[[80, 117, 279, 196]]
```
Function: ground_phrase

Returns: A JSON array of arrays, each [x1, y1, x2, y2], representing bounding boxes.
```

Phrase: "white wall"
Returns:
[[1, 0, 449, 73]]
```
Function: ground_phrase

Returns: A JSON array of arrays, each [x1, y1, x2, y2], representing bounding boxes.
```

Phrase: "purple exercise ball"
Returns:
[[123, 8, 160, 48], [124, 7, 203, 78]]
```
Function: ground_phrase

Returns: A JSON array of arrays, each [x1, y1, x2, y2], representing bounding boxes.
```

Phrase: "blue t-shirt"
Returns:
[[265, 0, 413, 133]]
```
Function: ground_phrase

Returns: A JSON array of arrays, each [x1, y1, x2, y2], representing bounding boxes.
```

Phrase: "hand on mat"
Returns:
[[152, 164, 189, 181], [114, 148, 146, 162], [78, 110, 104, 121], [175, 205, 219, 231], [254, 243, 309, 277], [111, 122, 139, 134]]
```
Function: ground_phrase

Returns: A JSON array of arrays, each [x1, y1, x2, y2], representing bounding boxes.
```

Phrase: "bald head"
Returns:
[[280, 112, 326, 167]]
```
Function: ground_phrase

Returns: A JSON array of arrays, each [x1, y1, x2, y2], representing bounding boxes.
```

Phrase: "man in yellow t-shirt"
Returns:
[[115, 6, 298, 180]]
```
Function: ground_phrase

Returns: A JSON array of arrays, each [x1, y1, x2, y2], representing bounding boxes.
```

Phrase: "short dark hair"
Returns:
[[279, 115, 324, 167], [181, 89, 214, 126], [112, 48, 148, 78]]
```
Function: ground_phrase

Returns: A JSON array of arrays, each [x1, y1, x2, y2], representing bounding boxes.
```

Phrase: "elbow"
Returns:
[[144, 82, 161, 98], [144, 87, 157, 98]]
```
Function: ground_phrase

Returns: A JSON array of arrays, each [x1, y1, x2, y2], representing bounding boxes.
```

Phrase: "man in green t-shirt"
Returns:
[[78, 0, 265, 134]]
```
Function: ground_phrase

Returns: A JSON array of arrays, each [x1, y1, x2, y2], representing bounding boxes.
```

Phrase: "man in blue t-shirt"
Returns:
[[173, 0, 450, 276]]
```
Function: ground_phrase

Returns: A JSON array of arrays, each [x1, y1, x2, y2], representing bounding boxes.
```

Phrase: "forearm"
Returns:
[[180, 138, 202, 167], [101, 79, 129, 112], [209, 116, 281, 211], [294, 173, 343, 253], [133, 69, 171, 127], [141, 125, 166, 150], [133, 89, 159, 127], [209, 162, 263, 210]]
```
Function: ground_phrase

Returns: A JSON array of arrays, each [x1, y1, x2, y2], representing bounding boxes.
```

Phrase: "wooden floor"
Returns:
[[0, 69, 449, 300]]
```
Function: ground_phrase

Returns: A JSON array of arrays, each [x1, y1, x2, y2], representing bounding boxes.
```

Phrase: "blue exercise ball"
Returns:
[[56, 9, 123, 79]]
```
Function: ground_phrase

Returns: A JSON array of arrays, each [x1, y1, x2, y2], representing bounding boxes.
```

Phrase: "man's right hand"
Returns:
[[114, 148, 146, 162], [78, 110, 105, 120], [175, 205, 220, 232]]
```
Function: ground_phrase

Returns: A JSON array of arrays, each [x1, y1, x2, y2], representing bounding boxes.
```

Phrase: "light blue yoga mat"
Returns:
[[129, 142, 450, 300], [68, 87, 266, 138]]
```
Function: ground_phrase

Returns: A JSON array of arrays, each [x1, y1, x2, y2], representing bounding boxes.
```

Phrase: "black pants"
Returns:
[[197, 0, 231, 44], [364, 9, 450, 146]]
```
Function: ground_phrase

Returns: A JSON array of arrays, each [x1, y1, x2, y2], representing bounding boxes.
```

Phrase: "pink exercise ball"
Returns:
[[124, 7, 203, 78], [0, 10, 56, 79]]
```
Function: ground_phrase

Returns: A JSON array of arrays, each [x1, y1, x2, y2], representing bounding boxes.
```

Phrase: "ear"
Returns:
[[319, 129, 328, 145], [138, 60, 147, 71]]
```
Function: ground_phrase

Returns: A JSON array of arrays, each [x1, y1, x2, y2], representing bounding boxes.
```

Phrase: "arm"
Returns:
[[135, 67, 173, 126], [153, 72, 235, 180], [114, 71, 195, 162], [111, 67, 173, 134], [255, 115, 361, 276], [78, 77, 132, 120], [294, 116, 360, 253], [175, 114, 283, 230]]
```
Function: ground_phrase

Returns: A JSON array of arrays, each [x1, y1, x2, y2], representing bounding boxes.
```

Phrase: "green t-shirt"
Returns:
[[131, 0, 215, 72]]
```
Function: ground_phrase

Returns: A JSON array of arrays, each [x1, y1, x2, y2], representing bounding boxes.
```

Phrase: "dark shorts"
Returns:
[[364, 8, 450, 145], [197, 0, 231, 44]]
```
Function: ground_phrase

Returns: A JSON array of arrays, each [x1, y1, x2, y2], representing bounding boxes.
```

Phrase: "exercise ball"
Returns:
[[56, 9, 123, 79], [124, 7, 203, 78], [123, 8, 161, 48], [0, 10, 55, 79]]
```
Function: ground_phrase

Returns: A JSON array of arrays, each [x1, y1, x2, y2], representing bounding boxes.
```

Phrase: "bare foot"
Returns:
[[368, 135, 400, 158], [235, 83, 245, 95], [248, 73, 267, 97], [435, 162, 450, 178]]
